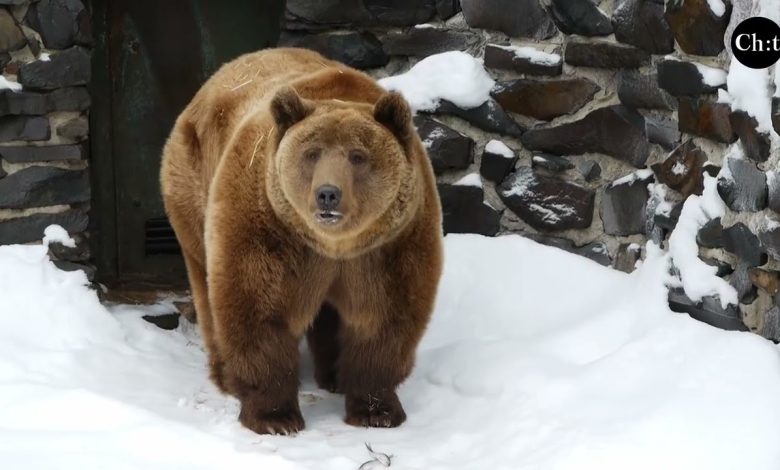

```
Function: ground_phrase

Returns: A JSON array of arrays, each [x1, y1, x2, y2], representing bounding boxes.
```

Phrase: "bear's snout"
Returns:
[[315, 184, 341, 211], [314, 184, 344, 225]]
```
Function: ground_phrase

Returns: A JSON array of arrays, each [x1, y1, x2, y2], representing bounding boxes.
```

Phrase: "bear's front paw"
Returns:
[[239, 402, 305, 435], [344, 390, 406, 428]]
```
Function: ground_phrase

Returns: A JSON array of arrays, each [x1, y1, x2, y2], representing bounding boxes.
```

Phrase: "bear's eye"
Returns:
[[348, 150, 368, 165], [304, 149, 320, 162]]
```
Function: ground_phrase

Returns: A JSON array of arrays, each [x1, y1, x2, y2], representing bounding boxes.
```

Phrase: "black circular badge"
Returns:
[[730, 17, 780, 69]]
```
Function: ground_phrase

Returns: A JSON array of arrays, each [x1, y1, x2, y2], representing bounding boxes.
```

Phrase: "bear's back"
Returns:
[[166, 48, 388, 190], [185, 49, 341, 172]]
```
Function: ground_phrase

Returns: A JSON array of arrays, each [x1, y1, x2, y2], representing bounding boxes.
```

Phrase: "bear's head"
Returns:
[[267, 86, 422, 258]]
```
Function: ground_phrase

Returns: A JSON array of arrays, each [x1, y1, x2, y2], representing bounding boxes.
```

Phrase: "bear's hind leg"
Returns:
[[306, 303, 341, 393]]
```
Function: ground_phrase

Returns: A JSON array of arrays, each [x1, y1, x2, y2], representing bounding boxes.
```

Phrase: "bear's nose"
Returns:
[[315, 184, 342, 211]]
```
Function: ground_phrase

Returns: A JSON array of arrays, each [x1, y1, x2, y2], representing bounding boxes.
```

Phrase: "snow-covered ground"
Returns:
[[2, 232, 780, 469]]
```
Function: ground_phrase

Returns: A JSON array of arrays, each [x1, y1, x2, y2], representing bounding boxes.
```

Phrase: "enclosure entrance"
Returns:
[[90, 0, 283, 286]]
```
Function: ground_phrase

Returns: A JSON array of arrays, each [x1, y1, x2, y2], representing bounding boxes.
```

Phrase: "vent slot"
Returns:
[[144, 218, 181, 255]]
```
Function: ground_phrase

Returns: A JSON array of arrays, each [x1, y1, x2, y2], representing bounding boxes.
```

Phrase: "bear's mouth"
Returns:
[[315, 210, 344, 225]]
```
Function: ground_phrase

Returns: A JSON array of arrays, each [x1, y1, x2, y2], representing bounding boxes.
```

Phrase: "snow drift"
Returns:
[[1, 234, 780, 469]]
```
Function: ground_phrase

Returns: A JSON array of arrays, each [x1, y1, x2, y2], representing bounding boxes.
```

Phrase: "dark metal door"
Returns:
[[91, 0, 284, 285]]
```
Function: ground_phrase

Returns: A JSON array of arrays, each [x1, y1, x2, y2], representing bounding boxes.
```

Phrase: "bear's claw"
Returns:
[[345, 391, 406, 428], [239, 406, 305, 435]]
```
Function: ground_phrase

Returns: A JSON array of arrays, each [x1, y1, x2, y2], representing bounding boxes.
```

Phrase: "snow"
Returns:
[[610, 169, 654, 187], [723, 0, 780, 135], [0, 245, 122, 351], [42, 224, 75, 247], [776, 61, 780, 98], [662, 56, 726, 88], [0, 75, 22, 92], [3, 230, 780, 469], [667, 174, 738, 308], [484, 139, 514, 158], [500, 169, 535, 197], [693, 63, 727, 87], [716, 88, 732, 104], [648, 183, 673, 218], [707, 0, 727, 16], [38, 52, 51, 62], [421, 128, 446, 150], [718, 144, 745, 189], [671, 161, 687, 176], [378, 52, 495, 112], [762, 215, 780, 231], [724, 62, 775, 133], [453, 173, 482, 188], [492, 44, 561, 66], [527, 202, 575, 223]]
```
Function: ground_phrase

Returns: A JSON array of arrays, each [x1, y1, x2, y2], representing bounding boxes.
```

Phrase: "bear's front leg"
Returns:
[[223, 322, 304, 435], [338, 325, 420, 428], [209, 260, 305, 435], [337, 233, 441, 428]]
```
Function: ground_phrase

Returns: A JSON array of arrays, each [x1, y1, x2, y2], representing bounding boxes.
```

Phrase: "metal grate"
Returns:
[[144, 217, 181, 255]]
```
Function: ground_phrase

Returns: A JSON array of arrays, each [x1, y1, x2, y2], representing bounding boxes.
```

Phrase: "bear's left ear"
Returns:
[[374, 92, 413, 144], [270, 86, 313, 135]]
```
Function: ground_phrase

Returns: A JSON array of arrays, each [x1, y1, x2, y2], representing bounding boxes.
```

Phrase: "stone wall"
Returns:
[[0, 0, 92, 277], [1, 0, 778, 342], [281, 0, 780, 340]]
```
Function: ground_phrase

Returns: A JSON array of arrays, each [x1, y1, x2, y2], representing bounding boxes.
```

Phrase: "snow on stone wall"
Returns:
[[281, 0, 780, 340]]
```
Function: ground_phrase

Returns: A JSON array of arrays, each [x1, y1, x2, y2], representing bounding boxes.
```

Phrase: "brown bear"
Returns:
[[160, 48, 443, 435]]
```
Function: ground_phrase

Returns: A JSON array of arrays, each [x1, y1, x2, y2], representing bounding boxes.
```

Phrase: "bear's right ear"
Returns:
[[270, 86, 312, 135], [374, 92, 413, 145]]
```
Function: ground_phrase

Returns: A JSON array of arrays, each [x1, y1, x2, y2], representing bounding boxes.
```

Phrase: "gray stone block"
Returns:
[[522, 105, 649, 167], [0, 115, 50, 142], [0, 144, 83, 163], [0, 209, 87, 244], [0, 166, 89, 209], [18, 46, 91, 90], [601, 172, 653, 236], [499, 167, 595, 231]]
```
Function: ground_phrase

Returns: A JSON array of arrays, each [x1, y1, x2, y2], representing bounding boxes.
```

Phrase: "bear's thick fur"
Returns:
[[160, 48, 443, 435]]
